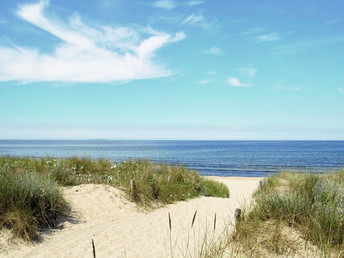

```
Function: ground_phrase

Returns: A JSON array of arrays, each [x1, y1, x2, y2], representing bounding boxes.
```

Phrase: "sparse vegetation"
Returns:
[[230, 170, 344, 257], [0, 156, 229, 241], [3, 155, 344, 257]]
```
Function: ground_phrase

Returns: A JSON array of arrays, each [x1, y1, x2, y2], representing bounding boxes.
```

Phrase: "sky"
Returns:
[[0, 0, 343, 140]]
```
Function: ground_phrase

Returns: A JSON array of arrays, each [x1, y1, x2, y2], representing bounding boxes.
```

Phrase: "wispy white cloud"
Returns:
[[240, 27, 264, 35], [151, 9, 212, 28], [148, 13, 184, 25], [275, 36, 344, 55], [153, 0, 176, 10], [169, 32, 186, 42], [204, 46, 221, 55], [227, 77, 251, 87], [198, 79, 211, 84], [206, 70, 216, 75], [182, 12, 204, 24], [239, 68, 257, 78], [338, 88, 344, 94], [327, 19, 342, 25], [0, 1, 185, 83], [257, 33, 280, 42], [188, 0, 204, 6], [274, 84, 300, 91], [97, 0, 121, 9], [182, 11, 211, 28]]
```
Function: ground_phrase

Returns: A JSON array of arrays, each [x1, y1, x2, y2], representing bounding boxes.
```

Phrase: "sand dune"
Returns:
[[1, 177, 261, 258]]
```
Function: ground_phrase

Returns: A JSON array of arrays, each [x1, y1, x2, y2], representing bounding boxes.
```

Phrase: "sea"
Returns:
[[0, 140, 343, 177]]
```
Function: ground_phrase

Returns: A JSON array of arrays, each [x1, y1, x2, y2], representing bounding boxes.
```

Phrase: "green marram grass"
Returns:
[[0, 169, 67, 241], [230, 170, 344, 257], [0, 156, 229, 241]]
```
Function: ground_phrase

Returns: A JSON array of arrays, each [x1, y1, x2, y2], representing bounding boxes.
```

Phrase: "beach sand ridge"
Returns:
[[1, 177, 261, 258]]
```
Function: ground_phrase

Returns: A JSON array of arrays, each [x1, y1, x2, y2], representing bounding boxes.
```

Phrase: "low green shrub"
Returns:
[[199, 178, 229, 198]]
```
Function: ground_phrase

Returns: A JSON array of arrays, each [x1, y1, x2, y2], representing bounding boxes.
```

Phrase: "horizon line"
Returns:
[[1, 139, 344, 141]]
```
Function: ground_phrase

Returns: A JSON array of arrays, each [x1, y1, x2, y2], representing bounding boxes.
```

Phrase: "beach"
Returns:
[[1, 0, 343, 255], [0, 176, 261, 258]]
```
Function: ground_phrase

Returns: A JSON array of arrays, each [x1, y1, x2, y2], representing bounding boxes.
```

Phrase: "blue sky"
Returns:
[[0, 0, 343, 140]]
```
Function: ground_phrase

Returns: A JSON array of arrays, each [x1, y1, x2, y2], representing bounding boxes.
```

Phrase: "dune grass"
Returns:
[[0, 169, 67, 241], [230, 170, 344, 257], [0, 156, 229, 241]]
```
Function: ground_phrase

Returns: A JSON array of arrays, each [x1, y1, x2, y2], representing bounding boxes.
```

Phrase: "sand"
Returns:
[[0, 176, 262, 258]]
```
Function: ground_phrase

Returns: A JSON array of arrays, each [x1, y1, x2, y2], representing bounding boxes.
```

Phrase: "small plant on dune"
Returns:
[[168, 210, 232, 258]]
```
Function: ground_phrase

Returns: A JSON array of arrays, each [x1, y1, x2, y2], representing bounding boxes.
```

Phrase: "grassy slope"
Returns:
[[230, 170, 344, 257], [0, 156, 229, 241]]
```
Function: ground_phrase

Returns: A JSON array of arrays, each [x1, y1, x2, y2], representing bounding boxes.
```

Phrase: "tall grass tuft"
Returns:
[[0, 168, 67, 241]]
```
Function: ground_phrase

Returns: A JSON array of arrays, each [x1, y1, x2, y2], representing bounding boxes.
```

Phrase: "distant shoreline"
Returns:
[[1, 139, 344, 141]]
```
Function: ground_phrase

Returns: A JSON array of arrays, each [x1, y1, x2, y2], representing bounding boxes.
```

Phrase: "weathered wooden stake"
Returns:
[[235, 208, 241, 219], [167, 175, 171, 182], [259, 180, 264, 191], [130, 179, 136, 191], [92, 239, 96, 258]]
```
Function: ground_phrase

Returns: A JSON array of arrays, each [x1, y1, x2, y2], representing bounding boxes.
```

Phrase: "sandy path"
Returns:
[[3, 177, 261, 258]]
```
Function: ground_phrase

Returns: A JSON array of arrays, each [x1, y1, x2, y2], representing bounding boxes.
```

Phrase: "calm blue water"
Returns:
[[0, 140, 343, 177]]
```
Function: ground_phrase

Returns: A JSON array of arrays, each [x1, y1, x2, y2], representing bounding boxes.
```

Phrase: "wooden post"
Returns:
[[235, 208, 241, 219], [92, 239, 96, 258], [130, 179, 138, 200], [130, 179, 136, 192], [259, 180, 266, 199], [167, 175, 171, 182]]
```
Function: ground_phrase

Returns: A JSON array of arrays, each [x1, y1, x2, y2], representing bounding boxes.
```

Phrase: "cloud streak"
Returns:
[[274, 36, 344, 55], [274, 84, 300, 91], [182, 11, 211, 28], [227, 77, 251, 87], [188, 0, 204, 6], [0, 1, 185, 83], [257, 33, 280, 42], [204, 46, 221, 55], [198, 79, 211, 84], [240, 27, 264, 35], [239, 68, 257, 78], [327, 19, 342, 25], [153, 0, 176, 10], [338, 88, 344, 94]]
